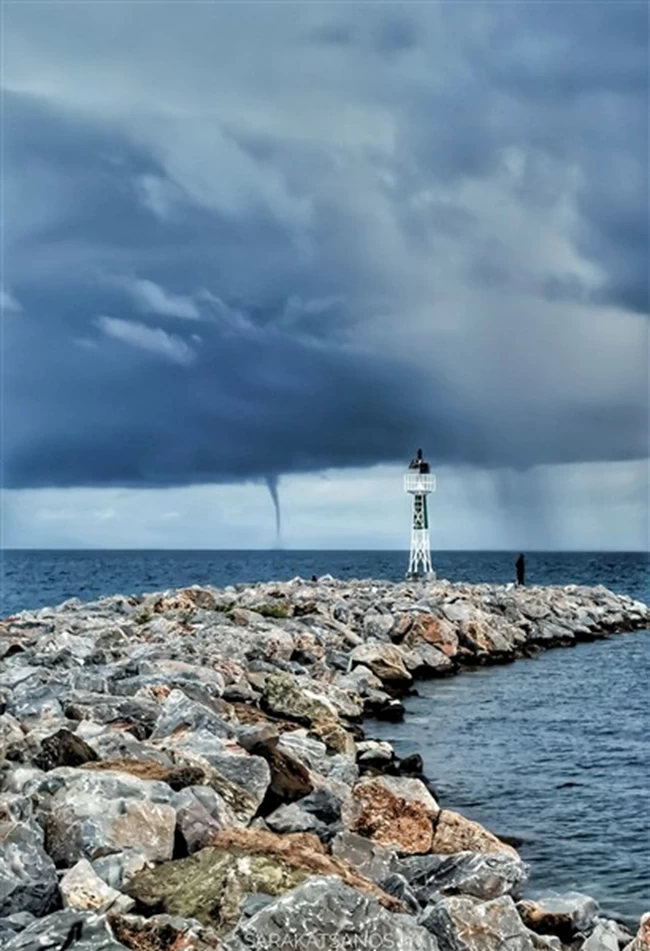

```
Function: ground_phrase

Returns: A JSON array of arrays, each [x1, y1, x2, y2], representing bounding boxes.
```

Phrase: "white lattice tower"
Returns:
[[404, 451, 436, 579]]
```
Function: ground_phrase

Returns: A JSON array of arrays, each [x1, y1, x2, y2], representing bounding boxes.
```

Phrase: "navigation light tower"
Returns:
[[404, 448, 436, 580]]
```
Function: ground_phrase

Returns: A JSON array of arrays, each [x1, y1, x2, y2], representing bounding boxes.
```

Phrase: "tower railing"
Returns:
[[404, 473, 436, 494]]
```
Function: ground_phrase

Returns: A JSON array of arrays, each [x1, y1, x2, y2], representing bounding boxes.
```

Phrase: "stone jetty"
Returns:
[[1, 577, 648, 951]]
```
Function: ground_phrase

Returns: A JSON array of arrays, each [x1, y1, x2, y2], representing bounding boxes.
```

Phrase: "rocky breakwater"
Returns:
[[0, 577, 648, 951]]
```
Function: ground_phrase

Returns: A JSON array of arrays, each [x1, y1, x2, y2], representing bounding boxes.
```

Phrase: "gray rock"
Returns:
[[172, 785, 239, 853], [357, 739, 395, 764], [331, 830, 397, 884], [150, 688, 233, 740], [4, 909, 126, 951], [264, 801, 332, 839], [379, 872, 422, 914], [231, 876, 438, 951], [169, 732, 270, 821], [420, 895, 536, 951], [582, 920, 623, 951], [35, 768, 176, 866], [60, 859, 134, 914], [396, 850, 528, 901], [0, 820, 59, 917], [0, 913, 35, 934], [91, 851, 149, 891]]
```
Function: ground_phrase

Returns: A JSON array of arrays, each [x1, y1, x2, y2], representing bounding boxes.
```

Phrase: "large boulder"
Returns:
[[3, 909, 126, 951], [163, 731, 271, 822], [349, 644, 412, 686], [401, 614, 460, 658], [125, 827, 404, 932], [352, 775, 439, 854], [172, 786, 239, 854], [421, 895, 536, 951], [431, 810, 518, 858], [0, 820, 59, 917], [331, 831, 397, 884], [230, 876, 438, 951], [261, 674, 353, 754], [34, 768, 176, 866], [517, 893, 599, 942], [396, 850, 528, 901]]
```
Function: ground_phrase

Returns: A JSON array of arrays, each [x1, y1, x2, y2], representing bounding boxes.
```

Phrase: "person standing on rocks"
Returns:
[[515, 553, 526, 586]]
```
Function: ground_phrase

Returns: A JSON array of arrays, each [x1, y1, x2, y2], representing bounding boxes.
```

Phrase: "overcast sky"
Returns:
[[2, 1, 648, 550]]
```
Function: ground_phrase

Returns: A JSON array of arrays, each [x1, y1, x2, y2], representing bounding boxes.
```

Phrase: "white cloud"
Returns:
[[124, 278, 201, 320], [96, 315, 196, 366]]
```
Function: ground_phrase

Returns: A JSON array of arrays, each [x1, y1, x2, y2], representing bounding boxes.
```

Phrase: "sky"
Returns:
[[1, 1, 648, 550]]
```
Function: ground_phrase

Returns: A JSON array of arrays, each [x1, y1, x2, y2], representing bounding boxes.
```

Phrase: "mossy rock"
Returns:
[[254, 602, 291, 619], [125, 846, 309, 931]]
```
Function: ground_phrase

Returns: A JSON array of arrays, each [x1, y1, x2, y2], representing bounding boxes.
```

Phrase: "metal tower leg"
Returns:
[[407, 493, 434, 579]]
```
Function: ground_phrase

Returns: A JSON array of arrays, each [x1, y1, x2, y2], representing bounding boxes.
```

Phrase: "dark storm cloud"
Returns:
[[2, 2, 648, 492]]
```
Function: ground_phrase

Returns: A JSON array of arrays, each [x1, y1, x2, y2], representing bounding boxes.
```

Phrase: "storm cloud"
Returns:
[[2, 2, 648, 493]]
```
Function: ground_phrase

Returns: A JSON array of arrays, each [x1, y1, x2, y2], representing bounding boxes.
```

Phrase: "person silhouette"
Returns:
[[515, 553, 525, 586]]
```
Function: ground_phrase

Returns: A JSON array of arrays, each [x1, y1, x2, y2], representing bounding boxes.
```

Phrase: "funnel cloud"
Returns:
[[1, 2, 647, 549]]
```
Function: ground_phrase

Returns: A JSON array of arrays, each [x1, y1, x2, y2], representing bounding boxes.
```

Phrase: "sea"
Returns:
[[1, 549, 649, 922]]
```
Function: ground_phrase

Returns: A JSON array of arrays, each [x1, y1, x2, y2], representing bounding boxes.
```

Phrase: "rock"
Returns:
[[172, 786, 239, 853], [366, 693, 406, 721], [431, 810, 518, 858], [352, 775, 439, 853], [125, 827, 404, 932], [0, 913, 35, 935], [266, 787, 342, 841], [37, 768, 177, 866], [296, 786, 343, 823], [399, 752, 425, 775], [3, 909, 126, 951], [349, 644, 412, 685], [109, 912, 223, 951], [517, 893, 599, 942], [364, 611, 396, 640], [623, 914, 650, 951], [165, 732, 270, 822], [379, 872, 422, 914], [81, 759, 206, 789], [0, 713, 27, 762], [261, 673, 352, 754], [60, 859, 134, 914], [264, 801, 331, 839], [63, 694, 160, 740], [150, 689, 233, 741], [331, 830, 397, 884], [357, 739, 395, 764], [396, 850, 528, 901], [0, 820, 59, 917], [421, 894, 536, 951], [230, 876, 438, 951], [402, 614, 459, 658], [33, 729, 99, 771], [582, 920, 624, 951], [92, 852, 148, 892], [248, 735, 314, 811]]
